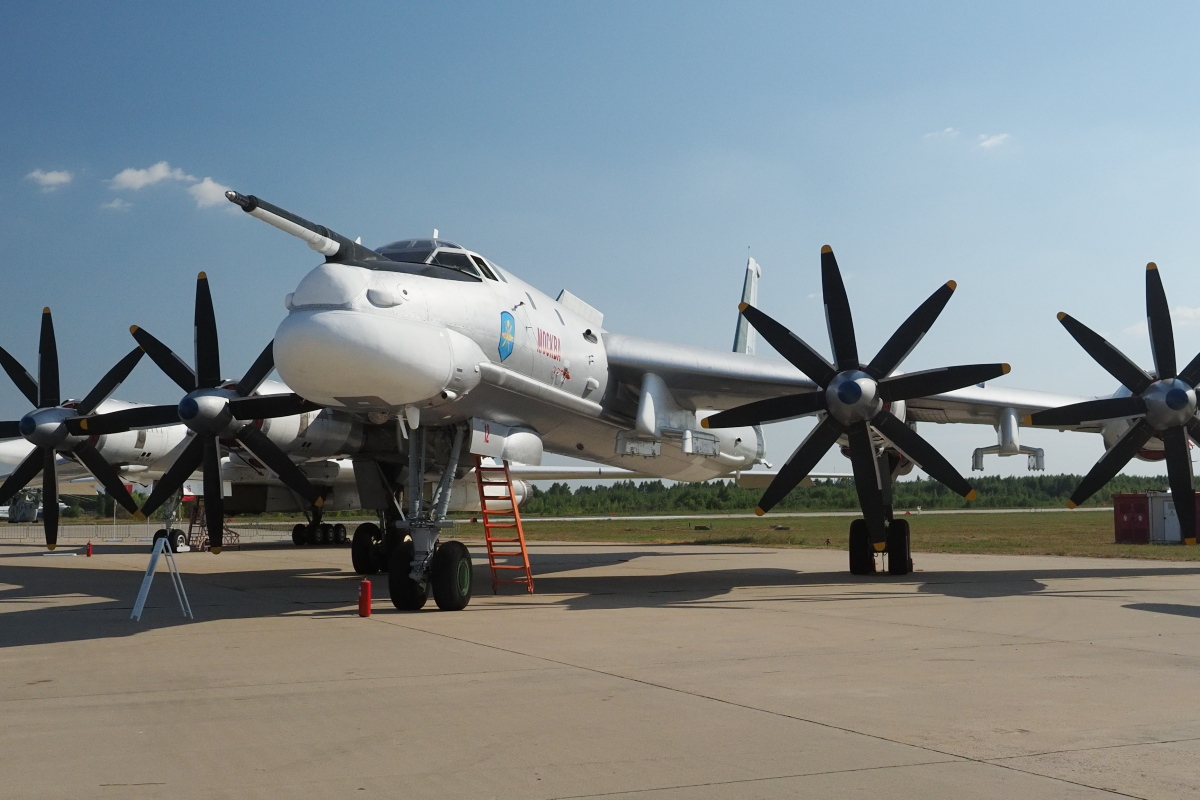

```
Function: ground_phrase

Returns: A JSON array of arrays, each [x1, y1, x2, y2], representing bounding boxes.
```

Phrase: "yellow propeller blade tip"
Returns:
[[42, 306, 51, 314], [873, 541, 886, 552], [700, 418, 710, 429], [1067, 500, 1078, 509], [754, 506, 766, 516], [210, 546, 222, 555], [78, 419, 89, 431], [1147, 262, 1157, 271], [198, 271, 208, 279], [820, 245, 833, 254], [1056, 312, 1067, 321], [1021, 415, 1032, 426], [737, 302, 749, 312], [47, 543, 56, 551], [1186, 537, 1197, 546], [129, 324, 139, 334], [315, 496, 325, 508], [1001, 363, 1011, 375], [133, 511, 146, 521], [946, 280, 957, 291], [965, 490, 978, 501]]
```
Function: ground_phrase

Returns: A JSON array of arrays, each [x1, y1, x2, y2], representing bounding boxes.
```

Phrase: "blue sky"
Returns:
[[4, 2, 1200, 480]]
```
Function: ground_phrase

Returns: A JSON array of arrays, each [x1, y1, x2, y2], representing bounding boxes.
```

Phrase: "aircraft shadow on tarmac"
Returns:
[[4, 545, 1200, 647]]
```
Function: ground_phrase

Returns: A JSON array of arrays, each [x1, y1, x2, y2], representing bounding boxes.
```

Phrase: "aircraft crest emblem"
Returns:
[[498, 311, 515, 361]]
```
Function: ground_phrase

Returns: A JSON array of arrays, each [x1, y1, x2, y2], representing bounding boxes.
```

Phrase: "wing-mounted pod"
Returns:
[[225, 191, 386, 267]]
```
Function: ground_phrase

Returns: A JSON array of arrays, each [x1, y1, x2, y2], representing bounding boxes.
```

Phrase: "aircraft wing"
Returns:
[[603, 333, 1097, 430]]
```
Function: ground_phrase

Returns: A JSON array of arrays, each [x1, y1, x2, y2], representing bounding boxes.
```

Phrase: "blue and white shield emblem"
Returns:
[[498, 311, 515, 361]]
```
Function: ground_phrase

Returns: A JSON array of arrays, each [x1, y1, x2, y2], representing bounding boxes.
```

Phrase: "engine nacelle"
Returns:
[[260, 408, 365, 459], [445, 475, 531, 513]]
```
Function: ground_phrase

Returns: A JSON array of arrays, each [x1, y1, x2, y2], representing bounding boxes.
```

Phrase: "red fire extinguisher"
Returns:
[[358, 579, 372, 617]]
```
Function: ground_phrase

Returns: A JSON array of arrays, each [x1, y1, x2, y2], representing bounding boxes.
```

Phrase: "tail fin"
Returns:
[[732, 257, 761, 354]]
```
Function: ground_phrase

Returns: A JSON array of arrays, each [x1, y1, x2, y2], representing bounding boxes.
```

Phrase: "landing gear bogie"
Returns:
[[388, 540, 428, 611], [351, 523, 386, 575], [430, 540, 473, 611], [848, 519, 876, 575], [886, 518, 912, 576]]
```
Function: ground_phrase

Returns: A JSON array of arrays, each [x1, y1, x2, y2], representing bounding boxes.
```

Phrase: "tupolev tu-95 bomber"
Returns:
[[0, 189, 1193, 611]]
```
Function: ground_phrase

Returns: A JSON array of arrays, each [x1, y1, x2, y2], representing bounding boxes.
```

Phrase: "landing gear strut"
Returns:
[[380, 420, 473, 612]]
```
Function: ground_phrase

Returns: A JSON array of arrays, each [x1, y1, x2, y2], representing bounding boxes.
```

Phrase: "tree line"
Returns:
[[520, 474, 1182, 516]]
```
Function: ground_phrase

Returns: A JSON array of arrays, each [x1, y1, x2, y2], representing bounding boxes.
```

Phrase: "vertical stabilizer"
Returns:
[[732, 257, 761, 354]]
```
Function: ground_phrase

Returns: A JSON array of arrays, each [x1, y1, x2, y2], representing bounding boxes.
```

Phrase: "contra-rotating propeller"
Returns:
[[704, 245, 1009, 549], [1028, 263, 1200, 545], [0, 308, 144, 549], [67, 272, 324, 553]]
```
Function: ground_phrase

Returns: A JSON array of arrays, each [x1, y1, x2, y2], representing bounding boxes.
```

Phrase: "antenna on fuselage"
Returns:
[[433, 229, 439, 238]]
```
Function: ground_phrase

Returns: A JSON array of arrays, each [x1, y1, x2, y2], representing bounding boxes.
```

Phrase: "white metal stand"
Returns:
[[131, 536, 193, 621]]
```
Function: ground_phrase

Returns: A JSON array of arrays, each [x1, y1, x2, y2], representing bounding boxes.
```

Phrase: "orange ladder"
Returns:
[[473, 455, 534, 594]]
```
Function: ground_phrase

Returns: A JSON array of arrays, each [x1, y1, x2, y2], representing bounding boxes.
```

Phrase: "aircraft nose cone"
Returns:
[[275, 310, 457, 408]]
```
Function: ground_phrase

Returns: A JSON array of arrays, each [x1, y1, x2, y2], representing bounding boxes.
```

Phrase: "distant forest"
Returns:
[[520, 474, 1183, 516], [51, 473, 1182, 521]]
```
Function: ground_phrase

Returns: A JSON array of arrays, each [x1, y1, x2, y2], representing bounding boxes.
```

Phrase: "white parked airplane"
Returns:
[[2, 191, 1194, 610]]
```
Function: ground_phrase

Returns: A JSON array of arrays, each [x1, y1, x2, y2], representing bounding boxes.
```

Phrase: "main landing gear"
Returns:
[[351, 421, 474, 612], [290, 521, 348, 547], [848, 513, 912, 576]]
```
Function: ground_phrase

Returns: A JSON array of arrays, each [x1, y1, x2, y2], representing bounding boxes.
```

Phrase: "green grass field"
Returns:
[[493, 511, 1200, 562]]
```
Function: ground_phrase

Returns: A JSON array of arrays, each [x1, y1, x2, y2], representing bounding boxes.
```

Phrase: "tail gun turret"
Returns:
[[225, 191, 385, 266]]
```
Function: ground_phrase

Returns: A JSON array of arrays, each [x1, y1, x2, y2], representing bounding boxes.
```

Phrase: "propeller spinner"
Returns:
[[1029, 263, 1200, 545], [67, 273, 325, 553], [0, 308, 144, 548], [704, 245, 1009, 548]]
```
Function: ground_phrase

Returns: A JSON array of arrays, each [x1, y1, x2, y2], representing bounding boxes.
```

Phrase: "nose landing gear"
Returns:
[[356, 421, 474, 611]]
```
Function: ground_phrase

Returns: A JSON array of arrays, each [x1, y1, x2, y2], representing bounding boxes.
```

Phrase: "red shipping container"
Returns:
[[1112, 493, 1150, 544]]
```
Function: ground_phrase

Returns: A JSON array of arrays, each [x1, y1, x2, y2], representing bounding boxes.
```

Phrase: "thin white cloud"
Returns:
[[101, 198, 132, 211], [924, 127, 959, 139], [110, 161, 196, 190], [27, 169, 73, 191], [1123, 306, 1200, 336], [188, 176, 231, 208], [978, 133, 1010, 148]]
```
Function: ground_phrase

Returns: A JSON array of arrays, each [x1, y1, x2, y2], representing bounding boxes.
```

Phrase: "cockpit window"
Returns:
[[376, 240, 435, 264], [370, 239, 486, 282], [430, 249, 481, 276], [470, 255, 498, 280]]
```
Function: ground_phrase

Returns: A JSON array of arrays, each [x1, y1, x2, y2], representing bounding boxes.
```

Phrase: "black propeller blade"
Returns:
[[708, 245, 996, 547], [1035, 263, 1199, 545], [74, 273, 326, 552], [0, 309, 143, 548]]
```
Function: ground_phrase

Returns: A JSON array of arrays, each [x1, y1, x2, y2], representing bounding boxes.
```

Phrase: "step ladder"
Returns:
[[474, 456, 534, 594]]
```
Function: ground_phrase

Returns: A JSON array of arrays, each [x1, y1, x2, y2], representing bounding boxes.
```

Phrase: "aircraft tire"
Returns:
[[886, 519, 912, 576], [334, 523, 348, 545], [388, 540, 427, 611], [430, 540, 472, 611], [305, 525, 319, 545], [351, 523, 381, 574], [848, 520, 875, 575], [319, 523, 333, 545], [152, 529, 168, 551], [291, 524, 307, 546], [170, 529, 187, 553]]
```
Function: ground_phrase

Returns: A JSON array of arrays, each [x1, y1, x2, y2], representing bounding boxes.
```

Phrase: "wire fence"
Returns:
[[0, 520, 341, 543]]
